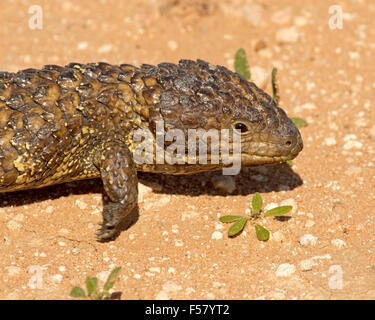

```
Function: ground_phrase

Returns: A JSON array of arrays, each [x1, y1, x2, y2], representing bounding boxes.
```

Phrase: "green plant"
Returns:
[[220, 193, 292, 241], [290, 117, 308, 128], [234, 48, 251, 80], [70, 266, 122, 300]]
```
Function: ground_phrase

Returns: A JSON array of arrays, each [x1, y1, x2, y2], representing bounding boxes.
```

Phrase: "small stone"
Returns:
[[343, 140, 363, 150], [324, 137, 337, 146], [276, 27, 300, 43], [331, 239, 347, 248], [211, 231, 223, 240], [275, 263, 296, 277], [98, 44, 113, 54], [155, 290, 170, 300], [6, 266, 22, 276], [77, 41, 88, 50], [149, 267, 161, 273], [299, 259, 316, 271], [271, 9, 291, 25], [162, 281, 182, 293], [75, 199, 88, 210], [47, 274, 63, 284], [7, 220, 21, 231], [211, 175, 236, 194], [294, 16, 308, 26], [270, 231, 285, 242], [174, 239, 183, 247], [299, 234, 318, 246], [168, 267, 176, 274], [167, 40, 178, 51], [305, 220, 315, 228]]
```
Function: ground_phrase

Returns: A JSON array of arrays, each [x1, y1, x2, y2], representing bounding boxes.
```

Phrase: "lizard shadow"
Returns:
[[137, 163, 303, 196], [0, 163, 301, 239], [0, 163, 302, 208]]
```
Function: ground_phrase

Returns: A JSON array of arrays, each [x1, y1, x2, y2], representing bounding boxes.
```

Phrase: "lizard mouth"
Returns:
[[240, 132, 303, 167]]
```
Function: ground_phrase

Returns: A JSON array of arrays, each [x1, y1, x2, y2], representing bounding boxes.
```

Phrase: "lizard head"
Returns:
[[143, 59, 303, 172]]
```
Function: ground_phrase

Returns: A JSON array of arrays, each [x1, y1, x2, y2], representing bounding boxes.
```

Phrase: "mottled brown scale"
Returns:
[[0, 59, 303, 241]]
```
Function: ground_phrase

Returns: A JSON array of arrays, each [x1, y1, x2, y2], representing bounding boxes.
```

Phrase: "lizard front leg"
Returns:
[[96, 141, 138, 241]]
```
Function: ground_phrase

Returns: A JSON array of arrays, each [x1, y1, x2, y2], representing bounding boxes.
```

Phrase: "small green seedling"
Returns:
[[70, 266, 122, 300], [290, 117, 308, 128], [220, 193, 292, 241], [234, 48, 251, 80]]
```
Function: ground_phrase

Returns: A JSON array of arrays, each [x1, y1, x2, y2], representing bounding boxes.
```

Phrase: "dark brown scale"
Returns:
[[0, 59, 303, 241]]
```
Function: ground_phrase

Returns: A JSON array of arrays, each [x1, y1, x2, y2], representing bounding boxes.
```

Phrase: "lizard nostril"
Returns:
[[285, 140, 292, 147]]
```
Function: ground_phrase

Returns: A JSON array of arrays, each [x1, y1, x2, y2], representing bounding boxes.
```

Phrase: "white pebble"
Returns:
[[98, 43, 113, 54], [47, 274, 63, 284], [276, 27, 300, 43], [168, 267, 176, 274], [77, 41, 88, 50], [45, 206, 54, 214], [299, 234, 318, 246], [299, 259, 316, 271], [75, 199, 88, 210], [324, 137, 337, 146], [275, 263, 296, 277], [155, 290, 170, 300], [167, 40, 178, 51], [343, 140, 362, 150], [7, 220, 21, 231], [6, 266, 22, 276], [149, 267, 161, 274], [211, 231, 223, 240], [331, 239, 347, 248]]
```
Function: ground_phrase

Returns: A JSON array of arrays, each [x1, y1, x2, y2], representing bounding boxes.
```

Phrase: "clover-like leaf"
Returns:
[[103, 267, 122, 291], [255, 224, 270, 241], [85, 277, 98, 296], [252, 192, 263, 213], [220, 215, 244, 223], [290, 117, 308, 128], [228, 217, 248, 237], [264, 205, 292, 216], [234, 48, 251, 80], [70, 286, 87, 298]]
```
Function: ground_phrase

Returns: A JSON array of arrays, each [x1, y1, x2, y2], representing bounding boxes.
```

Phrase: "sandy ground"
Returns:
[[0, 0, 374, 300]]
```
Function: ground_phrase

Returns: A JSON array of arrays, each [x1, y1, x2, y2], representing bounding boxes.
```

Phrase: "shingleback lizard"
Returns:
[[0, 59, 303, 240]]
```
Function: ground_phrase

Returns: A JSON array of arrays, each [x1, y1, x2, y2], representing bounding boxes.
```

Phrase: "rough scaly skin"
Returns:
[[0, 59, 303, 240]]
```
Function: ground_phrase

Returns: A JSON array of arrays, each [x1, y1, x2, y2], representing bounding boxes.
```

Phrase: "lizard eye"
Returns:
[[233, 122, 250, 134]]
